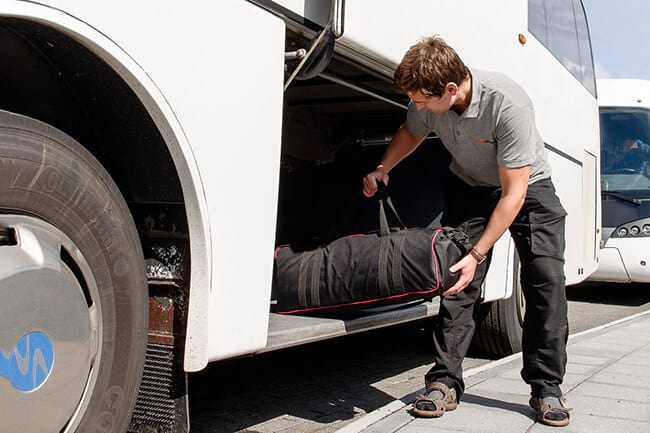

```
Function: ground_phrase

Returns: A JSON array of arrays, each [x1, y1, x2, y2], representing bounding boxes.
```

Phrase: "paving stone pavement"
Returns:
[[337, 311, 650, 433]]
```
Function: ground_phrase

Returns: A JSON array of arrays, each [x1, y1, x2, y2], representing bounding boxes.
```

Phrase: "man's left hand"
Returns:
[[442, 254, 478, 296]]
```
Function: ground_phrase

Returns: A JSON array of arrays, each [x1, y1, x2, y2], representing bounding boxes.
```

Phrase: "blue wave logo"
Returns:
[[0, 332, 54, 392]]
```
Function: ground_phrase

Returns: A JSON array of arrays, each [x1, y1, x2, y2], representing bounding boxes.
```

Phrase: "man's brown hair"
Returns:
[[393, 36, 469, 97]]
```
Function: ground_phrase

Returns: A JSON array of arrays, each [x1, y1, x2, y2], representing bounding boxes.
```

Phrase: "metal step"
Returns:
[[262, 298, 440, 353]]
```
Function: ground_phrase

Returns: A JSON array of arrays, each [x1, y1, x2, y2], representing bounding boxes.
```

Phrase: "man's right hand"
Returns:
[[361, 125, 424, 197], [363, 168, 389, 197]]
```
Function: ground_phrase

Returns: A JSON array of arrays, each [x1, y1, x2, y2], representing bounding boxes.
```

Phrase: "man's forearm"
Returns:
[[473, 165, 530, 256], [378, 124, 424, 172]]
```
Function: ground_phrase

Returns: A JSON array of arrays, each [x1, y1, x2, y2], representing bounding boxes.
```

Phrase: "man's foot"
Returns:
[[529, 396, 571, 427], [413, 382, 458, 418]]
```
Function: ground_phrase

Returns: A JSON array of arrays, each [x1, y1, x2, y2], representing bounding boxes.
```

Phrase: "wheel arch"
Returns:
[[0, 5, 211, 371]]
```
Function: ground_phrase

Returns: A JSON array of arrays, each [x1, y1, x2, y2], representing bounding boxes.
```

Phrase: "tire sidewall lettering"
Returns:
[[104, 385, 125, 411], [0, 156, 17, 189], [37, 163, 130, 281], [42, 165, 62, 192], [112, 256, 129, 278], [93, 411, 114, 433]]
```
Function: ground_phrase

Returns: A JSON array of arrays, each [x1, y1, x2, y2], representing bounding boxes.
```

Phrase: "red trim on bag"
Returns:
[[277, 229, 443, 314]]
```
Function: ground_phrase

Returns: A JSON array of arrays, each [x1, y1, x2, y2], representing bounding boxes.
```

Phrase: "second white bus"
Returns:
[[589, 78, 650, 282]]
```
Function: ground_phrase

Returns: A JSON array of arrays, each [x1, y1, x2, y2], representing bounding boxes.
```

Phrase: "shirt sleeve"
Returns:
[[404, 102, 432, 138], [495, 104, 537, 168]]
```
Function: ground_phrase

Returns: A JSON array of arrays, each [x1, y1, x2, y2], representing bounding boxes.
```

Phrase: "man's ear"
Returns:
[[446, 82, 458, 95]]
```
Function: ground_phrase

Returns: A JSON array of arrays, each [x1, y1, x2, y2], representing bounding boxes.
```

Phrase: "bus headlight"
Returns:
[[612, 218, 650, 238]]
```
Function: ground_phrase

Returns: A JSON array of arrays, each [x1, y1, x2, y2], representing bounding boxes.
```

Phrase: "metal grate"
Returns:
[[129, 343, 187, 433]]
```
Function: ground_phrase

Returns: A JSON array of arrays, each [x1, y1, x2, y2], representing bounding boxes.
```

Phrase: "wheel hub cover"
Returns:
[[0, 217, 98, 433]]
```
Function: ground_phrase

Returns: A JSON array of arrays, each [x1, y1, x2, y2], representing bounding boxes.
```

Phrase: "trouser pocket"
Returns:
[[517, 179, 567, 261], [529, 211, 566, 260]]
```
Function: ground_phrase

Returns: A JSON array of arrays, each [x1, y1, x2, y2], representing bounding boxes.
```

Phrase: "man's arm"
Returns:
[[362, 124, 425, 197], [443, 164, 530, 296]]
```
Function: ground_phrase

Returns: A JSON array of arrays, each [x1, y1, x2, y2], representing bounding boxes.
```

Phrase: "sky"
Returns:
[[582, 0, 650, 80]]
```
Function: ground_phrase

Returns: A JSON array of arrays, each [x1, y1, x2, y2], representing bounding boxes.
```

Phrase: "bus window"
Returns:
[[528, 0, 596, 96], [572, 0, 596, 95], [600, 109, 650, 191]]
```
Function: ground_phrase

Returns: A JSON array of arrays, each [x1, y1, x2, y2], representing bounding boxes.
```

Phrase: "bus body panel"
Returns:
[[513, 13, 601, 284], [481, 235, 516, 303], [340, 0, 526, 73], [5, 0, 286, 370], [598, 79, 650, 108], [594, 238, 650, 282], [1, 0, 214, 372], [593, 245, 630, 282], [270, 0, 331, 26]]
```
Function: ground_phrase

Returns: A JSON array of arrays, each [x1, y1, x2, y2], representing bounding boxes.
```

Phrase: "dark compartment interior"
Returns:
[[277, 43, 452, 248]]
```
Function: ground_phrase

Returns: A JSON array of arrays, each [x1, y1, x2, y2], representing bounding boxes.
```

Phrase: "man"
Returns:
[[362, 36, 571, 427]]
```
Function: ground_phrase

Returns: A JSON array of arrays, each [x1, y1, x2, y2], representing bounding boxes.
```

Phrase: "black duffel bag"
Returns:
[[272, 191, 472, 314]]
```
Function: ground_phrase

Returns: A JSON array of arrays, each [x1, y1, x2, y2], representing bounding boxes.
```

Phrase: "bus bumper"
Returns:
[[589, 238, 650, 283]]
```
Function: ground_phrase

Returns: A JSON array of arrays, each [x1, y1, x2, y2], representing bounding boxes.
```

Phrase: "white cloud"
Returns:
[[594, 61, 615, 79]]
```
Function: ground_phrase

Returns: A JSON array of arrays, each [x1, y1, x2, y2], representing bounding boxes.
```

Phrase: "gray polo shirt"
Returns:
[[405, 68, 551, 187]]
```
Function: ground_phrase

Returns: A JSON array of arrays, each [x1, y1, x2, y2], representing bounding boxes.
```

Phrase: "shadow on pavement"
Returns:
[[461, 393, 534, 419], [189, 321, 435, 433], [568, 281, 650, 307]]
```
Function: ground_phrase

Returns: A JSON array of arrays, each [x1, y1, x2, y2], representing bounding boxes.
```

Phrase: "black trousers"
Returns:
[[424, 174, 569, 399]]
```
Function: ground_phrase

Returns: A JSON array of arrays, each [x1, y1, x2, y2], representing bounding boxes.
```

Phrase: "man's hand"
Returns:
[[363, 169, 389, 197], [361, 125, 424, 197], [442, 254, 478, 296]]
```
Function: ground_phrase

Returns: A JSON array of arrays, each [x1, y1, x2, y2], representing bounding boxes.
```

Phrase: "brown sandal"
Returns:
[[413, 382, 458, 418], [529, 396, 571, 427]]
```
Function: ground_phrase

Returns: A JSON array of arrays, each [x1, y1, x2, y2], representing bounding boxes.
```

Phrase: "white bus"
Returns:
[[589, 79, 650, 282], [0, 1, 599, 432]]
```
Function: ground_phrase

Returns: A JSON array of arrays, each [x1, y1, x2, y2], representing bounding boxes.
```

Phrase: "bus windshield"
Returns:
[[600, 108, 650, 192]]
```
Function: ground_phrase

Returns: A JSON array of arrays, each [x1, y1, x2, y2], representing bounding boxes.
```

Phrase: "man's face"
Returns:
[[408, 89, 452, 115]]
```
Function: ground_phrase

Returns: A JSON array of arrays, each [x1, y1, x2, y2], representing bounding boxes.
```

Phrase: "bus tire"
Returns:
[[0, 110, 147, 433], [472, 257, 524, 358]]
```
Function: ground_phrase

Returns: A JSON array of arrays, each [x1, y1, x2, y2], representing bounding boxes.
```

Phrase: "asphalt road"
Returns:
[[188, 282, 650, 433]]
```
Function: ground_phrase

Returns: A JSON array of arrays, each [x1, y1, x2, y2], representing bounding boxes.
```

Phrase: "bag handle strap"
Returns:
[[377, 181, 406, 236]]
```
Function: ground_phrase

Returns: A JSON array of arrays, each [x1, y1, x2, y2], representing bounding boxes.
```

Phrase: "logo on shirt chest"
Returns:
[[473, 138, 495, 144]]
